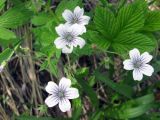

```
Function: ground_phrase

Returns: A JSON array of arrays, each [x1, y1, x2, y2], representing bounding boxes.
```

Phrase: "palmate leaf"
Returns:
[[142, 11, 160, 31], [92, 0, 155, 54], [0, 4, 32, 28], [94, 6, 117, 39], [116, 2, 145, 36]]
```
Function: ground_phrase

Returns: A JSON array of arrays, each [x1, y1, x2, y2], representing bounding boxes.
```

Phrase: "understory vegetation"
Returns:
[[0, 0, 160, 120]]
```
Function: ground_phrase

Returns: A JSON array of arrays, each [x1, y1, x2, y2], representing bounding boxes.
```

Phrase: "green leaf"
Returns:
[[92, 1, 155, 54], [94, 71, 134, 98], [105, 94, 155, 119], [94, 6, 116, 39], [31, 12, 53, 26], [0, 28, 17, 47], [0, 48, 14, 64], [112, 33, 156, 54], [142, 11, 160, 31], [0, 4, 33, 28], [116, 2, 145, 35], [86, 31, 111, 50], [0, 0, 6, 11], [75, 68, 99, 108]]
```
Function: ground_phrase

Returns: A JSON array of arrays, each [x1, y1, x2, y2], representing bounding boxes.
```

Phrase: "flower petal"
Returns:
[[140, 52, 153, 63], [0, 65, 4, 72], [62, 46, 73, 54], [74, 6, 84, 18], [66, 88, 79, 99], [45, 95, 59, 107], [59, 77, 71, 89], [73, 37, 86, 48], [54, 37, 67, 49], [133, 69, 143, 81], [129, 48, 140, 61], [55, 24, 67, 37], [80, 16, 90, 25], [140, 64, 154, 76], [123, 59, 134, 70], [45, 81, 58, 94], [59, 99, 71, 112], [69, 24, 85, 36], [62, 9, 73, 22]]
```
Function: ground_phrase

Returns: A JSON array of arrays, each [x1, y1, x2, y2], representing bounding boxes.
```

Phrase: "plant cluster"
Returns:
[[0, 0, 160, 120]]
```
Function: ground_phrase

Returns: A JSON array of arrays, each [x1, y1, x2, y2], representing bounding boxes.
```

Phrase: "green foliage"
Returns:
[[94, 71, 134, 98], [88, 0, 156, 54], [0, 0, 6, 10], [0, 4, 33, 28], [105, 94, 155, 119], [143, 11, 160, 31], [76, 68, 99, 109]]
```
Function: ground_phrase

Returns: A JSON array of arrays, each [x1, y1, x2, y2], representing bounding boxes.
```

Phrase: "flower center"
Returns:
[[71, 16, 79, 24], [65, 34, 74, 42], [57, 91, 65, 99], [133, 60, 142, 68]]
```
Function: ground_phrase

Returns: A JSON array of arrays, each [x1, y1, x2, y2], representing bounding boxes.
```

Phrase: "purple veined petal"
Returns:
[[59, 77, 71, 89], [58, 98, 71, 112], [62, 9, 73, 22], [66, 88, 79, 99], [55, 24, 67, 37], [45, 81, 58, 94], [73, 37, 86, 48], [45, 95, 59, 107], [62, 46, 73, 54], [140, 52, 153, 64], [140, 64, 154, 76], [79, 15, 90, 26], [74, 6, 84, 18], [133, 69, 143, 81], [123, 59, 134, 70], [54, 37, 67, 49], [129, 48, 140, 61], [69, 24, 85, 36]]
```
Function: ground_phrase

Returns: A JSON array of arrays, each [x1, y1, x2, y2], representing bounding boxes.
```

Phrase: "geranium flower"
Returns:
[[54, 24, 85, 54], [123, 48, 154, 81], [62, 6, 90, 33], [45, 77, 79, 112]]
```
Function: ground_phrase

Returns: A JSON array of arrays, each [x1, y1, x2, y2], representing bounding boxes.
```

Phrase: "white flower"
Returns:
[[62, 6, 90, 33], [123, 48, 154, 81], [45, 77, 79, 112], [54, 24, 86, 54]]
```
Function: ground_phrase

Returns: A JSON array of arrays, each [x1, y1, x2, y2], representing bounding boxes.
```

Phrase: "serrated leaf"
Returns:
[[142, 11, 160, 31], [116, 2, 145, 35], [94, 6, 116, 39], [0, 4, 33, 28], [112, 33, 156, 54]]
